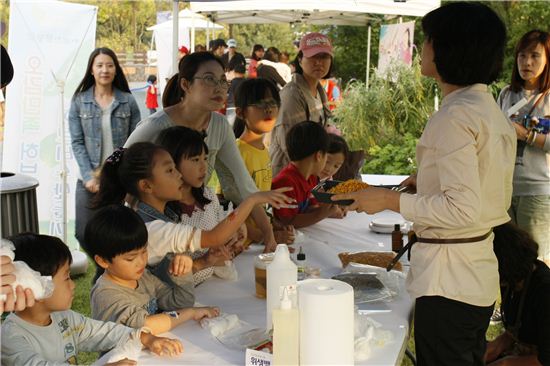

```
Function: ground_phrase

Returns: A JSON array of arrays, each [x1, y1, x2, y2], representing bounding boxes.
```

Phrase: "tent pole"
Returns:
[[206, 16, 210, 48], [58, 82, 68, 245], [191, 12, 196, 52], [366, 24, 371, 88], [172, 0, 179, 74]]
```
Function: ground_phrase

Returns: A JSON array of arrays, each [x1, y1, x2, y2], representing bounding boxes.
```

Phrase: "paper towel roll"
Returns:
[[299, 279, 354, 365]]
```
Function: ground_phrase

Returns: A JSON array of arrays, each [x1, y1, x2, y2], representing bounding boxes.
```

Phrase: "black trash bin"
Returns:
[[0, 172, 39, 237]]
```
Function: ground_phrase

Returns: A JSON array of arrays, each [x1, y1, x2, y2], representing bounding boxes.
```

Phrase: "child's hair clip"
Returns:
[[106, 147, 125, 165]]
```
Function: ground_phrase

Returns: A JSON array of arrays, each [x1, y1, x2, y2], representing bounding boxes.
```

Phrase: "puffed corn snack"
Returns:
[[327, 179, 370, 194]]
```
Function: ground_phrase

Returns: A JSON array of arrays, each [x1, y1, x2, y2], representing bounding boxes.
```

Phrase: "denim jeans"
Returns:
[[509, 195, 550, 261]]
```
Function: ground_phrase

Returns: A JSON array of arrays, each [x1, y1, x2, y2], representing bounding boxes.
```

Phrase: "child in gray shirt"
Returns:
[[1, 233, 182, 366], [87, 205, 219, 335]]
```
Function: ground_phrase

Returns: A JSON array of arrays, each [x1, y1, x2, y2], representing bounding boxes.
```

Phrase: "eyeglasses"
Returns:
[[249, 99, 280, 111], [193, 75, 230, 89]]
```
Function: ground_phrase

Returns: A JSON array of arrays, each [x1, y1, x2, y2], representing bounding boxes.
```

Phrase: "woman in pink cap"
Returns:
[[269, 32, 334, 176]]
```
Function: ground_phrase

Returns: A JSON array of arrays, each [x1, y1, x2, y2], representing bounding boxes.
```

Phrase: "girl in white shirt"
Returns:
[[157, 126, 245, 286]]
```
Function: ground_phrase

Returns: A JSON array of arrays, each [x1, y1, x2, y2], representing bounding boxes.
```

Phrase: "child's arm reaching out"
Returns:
[[144, 306, 220, 335], [200, 188, 294, 248]]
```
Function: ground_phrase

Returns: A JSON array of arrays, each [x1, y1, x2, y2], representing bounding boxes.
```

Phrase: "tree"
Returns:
[[314, 1, 549, 85], [230, 23, 300, 58], [483, 1, 550, 84], [69, 0, 157, 52]]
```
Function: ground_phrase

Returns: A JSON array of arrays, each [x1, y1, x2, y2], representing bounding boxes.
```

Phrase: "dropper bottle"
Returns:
[[296, 246, 306, 281]]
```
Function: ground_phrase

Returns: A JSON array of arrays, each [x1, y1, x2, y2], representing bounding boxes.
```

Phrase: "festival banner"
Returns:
[[3, 0, 97, 248]]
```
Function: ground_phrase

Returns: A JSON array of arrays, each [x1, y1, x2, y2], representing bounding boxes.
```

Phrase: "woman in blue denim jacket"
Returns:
[[69, 47, 140, 262]]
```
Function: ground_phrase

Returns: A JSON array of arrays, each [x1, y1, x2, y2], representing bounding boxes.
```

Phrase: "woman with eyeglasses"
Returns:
[[269, 33, 334, 176], [125, 52, 281, 252]]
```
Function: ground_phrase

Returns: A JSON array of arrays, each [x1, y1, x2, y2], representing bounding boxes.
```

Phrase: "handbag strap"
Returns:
[[527, 89, 550, 116]]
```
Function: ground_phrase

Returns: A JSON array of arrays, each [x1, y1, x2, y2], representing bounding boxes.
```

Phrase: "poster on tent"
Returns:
[[377, 21, 415, 76], [3, 0, 97, 248]]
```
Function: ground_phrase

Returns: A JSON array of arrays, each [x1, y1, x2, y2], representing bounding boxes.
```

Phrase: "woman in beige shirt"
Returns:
[[333, 3, 516, 366]]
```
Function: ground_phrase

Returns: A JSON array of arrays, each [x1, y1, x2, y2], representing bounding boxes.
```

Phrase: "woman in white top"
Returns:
[[497, 30, 550, 265], [125, 52, 278, 251], [69, 47, 141, 265], [333, 3, 516, 365]]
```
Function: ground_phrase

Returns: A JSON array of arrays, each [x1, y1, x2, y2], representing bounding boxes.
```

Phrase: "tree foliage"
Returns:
[[66, 0, 159, 52], [314, 1, 549, 85], [334, 59, 437, 174], [229, 23, 301, 59]]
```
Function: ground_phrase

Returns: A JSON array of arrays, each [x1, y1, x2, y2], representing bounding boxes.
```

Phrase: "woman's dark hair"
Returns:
[[263, 47, 281, 63], [156, 126, 211, 207], [493, 222, 539, 286], [421, 2, 506, 85], [162, 51, 225, 108], [250, 44, 264, 61], [233, 78, 281, 138], [73, 47, 130, 98], [84, 204, 148, 262], [327, 133, 349, 159], [147, 74, 157, 84], [93, 142, 166, 208], [293, 50, 334, 79], [510, 30, 550, 93], [286, 121, 329, 161], [280, 51, 290, 63], [9, 233, 72, 277]]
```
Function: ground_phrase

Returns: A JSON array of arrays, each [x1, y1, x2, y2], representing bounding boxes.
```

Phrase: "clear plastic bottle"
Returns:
[[266, 244, 297, 331], [272, 286, 299, 366]]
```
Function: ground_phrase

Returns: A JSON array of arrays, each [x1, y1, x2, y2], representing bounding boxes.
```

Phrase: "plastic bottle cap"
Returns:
[[393, 224, 400, 231], [297, 246, 305, 261], [280, 286, 292, 310]]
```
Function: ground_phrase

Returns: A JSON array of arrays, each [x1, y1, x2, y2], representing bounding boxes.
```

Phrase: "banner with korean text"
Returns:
[[3, 0, 97, 248]]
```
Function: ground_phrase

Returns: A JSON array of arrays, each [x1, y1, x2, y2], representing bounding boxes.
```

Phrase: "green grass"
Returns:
[[399, 320, 504, 365], [71, 259, 99, 365]]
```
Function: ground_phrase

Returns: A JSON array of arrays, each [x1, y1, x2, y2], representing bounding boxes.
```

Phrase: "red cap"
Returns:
[[178, 46, 189, 54], [299, 32, 333, 58]]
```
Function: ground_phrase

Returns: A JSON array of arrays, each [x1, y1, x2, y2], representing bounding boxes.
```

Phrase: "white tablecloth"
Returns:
[[99, 176, 414, 365]]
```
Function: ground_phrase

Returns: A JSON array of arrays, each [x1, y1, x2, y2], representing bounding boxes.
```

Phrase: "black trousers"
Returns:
[[75, 180, 103, 283], [414, 296, 494, 366]]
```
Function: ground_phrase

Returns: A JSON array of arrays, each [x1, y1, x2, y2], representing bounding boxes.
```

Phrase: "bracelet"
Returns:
[[529, 131, 538, 146], [165, 310, 179, 319], [526, 129, 535, 145]]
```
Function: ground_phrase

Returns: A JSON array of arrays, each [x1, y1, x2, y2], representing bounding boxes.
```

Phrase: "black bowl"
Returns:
[[311, 180, 355, 206]]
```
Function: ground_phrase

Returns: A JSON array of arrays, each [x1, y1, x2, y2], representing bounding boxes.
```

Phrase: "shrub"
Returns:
[[334, 58, 437, 174]]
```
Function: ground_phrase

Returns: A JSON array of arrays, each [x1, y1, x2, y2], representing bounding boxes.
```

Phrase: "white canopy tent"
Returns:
[[148, 9, 223, 96], [147, 9, 224, 49], [189, 0, 440, 86], [190, 0, 439, 24]]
